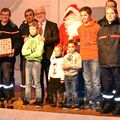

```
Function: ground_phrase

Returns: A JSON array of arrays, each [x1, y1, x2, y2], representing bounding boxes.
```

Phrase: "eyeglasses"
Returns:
[[35, 12, 45, 15]]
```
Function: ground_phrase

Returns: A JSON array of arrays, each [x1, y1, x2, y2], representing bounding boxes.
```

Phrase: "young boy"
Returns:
[[22, 21, 44, 106], [48, 45, 65, 107], [62, 40, 82, 110], [78, 6, 101, 109]]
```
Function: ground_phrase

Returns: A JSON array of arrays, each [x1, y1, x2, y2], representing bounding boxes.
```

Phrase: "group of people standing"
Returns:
[[0, 0, 120, 116]]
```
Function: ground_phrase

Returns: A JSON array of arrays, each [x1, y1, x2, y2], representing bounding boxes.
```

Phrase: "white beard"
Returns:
[[64, 14, 82, 40]]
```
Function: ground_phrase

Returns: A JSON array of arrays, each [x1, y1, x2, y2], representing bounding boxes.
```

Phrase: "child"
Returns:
[[78, 6, 101, 109], [62, 40, 82, 110], [22, 21, 44, 106], [48, 45, 65, 107]]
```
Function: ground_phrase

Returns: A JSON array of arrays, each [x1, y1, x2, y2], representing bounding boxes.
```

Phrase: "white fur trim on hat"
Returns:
[[63, 4, 80, 20]]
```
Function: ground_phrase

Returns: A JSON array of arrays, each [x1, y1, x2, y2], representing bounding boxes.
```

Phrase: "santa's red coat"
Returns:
[[59, 23, 79, 54]]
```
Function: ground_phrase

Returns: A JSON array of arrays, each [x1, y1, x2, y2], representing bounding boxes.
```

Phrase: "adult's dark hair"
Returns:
[[106, 0, 117, 8], [80, 6, 92, 16], [24, 8, 35, 17], [0, 8, 11, 16]]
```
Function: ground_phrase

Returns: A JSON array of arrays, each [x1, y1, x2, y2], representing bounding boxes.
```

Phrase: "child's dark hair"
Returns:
[[80, 6, 92, 15], [67, 39, 78, 46]]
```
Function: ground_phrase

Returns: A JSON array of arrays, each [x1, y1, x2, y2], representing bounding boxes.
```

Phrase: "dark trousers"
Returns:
[[101, 67, 120, 98], [0, 61, 15, 99], [40, 58, 50, 103], [48, 78, 61, 103]]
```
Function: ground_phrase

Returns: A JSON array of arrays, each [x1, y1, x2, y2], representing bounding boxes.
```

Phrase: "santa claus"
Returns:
[[59, 4, 82, 54]]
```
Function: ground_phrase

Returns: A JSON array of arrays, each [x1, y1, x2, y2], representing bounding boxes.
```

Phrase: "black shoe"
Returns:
[[50, 103, 57, 107], [100, 103, 114, 114], [112, 105, 120, 116], [34, 98, 43, 107], [7, 100, 13, 109], [58, 103, 65, 108], [0, 98, 5, 108], [23, 98, 29, 106], [7, 105, 14, 109], [79, 99, 84, 109]]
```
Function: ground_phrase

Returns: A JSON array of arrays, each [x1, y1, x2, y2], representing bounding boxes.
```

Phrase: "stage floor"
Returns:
[[1, 97, 119, 118], [0, 107, 119, 120]]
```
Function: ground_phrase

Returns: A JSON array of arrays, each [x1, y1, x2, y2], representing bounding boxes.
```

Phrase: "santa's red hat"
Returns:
[[63, 4, 80, 20]]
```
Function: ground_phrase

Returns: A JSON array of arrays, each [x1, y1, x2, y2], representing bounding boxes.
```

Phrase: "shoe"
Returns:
[[63, 105, 71, 110], [84, 101, 95, 110], [112, 104, 120, 116], [79, 99, 84, 109], [0, 98, 5, 108], [50, 103, 57, 107], [100, 102, 114, 114], [23, 98, 29, 106], [95, 102, 102, 112], [7, 100, 13, 109], [74, 106, 80, 111], [34, 98, 42, 107], [58, 103, 65, 108]]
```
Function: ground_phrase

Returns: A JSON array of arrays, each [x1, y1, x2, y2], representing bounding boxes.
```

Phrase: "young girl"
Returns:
[[48, 45, 65, 107], [62, 40, 82, 110], [22, 21, 44, 107]]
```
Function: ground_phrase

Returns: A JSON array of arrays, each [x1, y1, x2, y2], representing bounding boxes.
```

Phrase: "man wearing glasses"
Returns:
[[35, 6, 59, 105]]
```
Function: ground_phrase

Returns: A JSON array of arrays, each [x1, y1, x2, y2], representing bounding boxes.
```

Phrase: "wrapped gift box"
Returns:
[[0, 38, 12, 57]]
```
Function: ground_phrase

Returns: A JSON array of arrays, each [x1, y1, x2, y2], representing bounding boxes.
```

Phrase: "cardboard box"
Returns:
[[0, 38, 12, 57]]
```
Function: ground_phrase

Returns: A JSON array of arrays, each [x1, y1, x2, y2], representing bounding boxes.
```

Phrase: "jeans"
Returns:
[[25, 61, 42, 101], [65, 75, 79, 107], [83, 60, 101, 102]]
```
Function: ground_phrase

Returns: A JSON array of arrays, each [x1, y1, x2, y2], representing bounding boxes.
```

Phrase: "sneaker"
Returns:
[[34, 98, 42, 107], [23, 98, 29, 106], [63, 105, 71, 110], [74, 106, 80, 111], [95, 102, 102, 112], [85, 101, 95, 109]]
